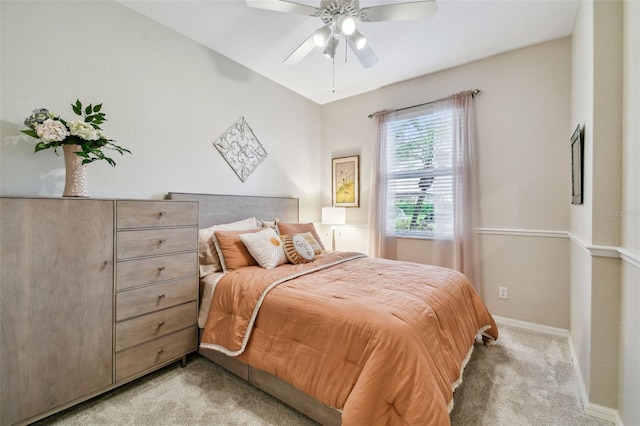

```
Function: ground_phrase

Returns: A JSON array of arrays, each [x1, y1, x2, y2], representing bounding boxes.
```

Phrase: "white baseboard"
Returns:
[[494, 316, 622, 425], [586, 403, 623, 425], [492, 315, 570, 337]]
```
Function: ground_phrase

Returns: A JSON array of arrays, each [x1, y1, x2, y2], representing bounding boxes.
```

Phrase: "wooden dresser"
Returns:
[[0, 197, 198, 426], [114, 200, 198, 382]]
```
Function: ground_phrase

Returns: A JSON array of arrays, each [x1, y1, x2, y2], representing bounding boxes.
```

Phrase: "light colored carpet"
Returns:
[[35, 323, 612, 425]]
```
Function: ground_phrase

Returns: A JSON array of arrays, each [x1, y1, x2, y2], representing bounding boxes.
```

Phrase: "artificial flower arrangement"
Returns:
[[21, 100, 130, 166]]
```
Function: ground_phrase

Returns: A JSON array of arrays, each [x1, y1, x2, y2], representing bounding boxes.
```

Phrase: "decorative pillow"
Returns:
[[198, 217, 258, 277], [276, 222, 325, 253], [282, 234, 315, 264], [213, 228, 262, 272], [239, 228, 287, 269]]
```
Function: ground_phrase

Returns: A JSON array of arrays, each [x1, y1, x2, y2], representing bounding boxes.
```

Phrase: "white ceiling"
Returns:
[[118, 0, 578, 105]]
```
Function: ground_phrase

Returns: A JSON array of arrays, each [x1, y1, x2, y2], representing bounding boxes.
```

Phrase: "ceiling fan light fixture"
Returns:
[[348, 29, 367, 50], [337, 14, 356, 35], [313, 25, 332, 47], [323, 37, 339, 58]]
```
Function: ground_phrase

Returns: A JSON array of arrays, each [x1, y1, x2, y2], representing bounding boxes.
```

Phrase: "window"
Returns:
[[385, 105, 453, 239]]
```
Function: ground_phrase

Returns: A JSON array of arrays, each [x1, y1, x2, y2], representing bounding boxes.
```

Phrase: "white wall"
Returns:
[[321, 38, 572, 329], [0, 0, 323, 222]]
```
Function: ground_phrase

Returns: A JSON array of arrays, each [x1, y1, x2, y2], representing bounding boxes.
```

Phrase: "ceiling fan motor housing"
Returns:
[[319, 0, 360, 26]]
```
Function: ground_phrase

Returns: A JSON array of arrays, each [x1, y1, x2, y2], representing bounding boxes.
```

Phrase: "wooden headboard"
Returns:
[[167, 192, 299, 228]]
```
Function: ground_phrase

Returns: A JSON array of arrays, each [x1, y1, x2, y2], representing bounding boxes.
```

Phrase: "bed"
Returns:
[[167, 192, 498, 425]]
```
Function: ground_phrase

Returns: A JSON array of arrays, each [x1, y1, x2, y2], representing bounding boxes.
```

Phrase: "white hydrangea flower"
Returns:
[[35, 119, 69, 143], [69, 120, 100, 141]]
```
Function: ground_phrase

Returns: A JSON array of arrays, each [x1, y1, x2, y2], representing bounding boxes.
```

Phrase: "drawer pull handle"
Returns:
[[158, 294, 165, 299], [158, 211, 166, 217], [158, 321, 165, 326], [158, 266, 165, 272], [158, 348, 164, 354], [158, 239, 166, 244]]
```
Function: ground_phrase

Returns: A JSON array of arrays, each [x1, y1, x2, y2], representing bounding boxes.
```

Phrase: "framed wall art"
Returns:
[[332, 155, 359, 207], [213, 117, 267, 182], [571, 124, 584, 205]]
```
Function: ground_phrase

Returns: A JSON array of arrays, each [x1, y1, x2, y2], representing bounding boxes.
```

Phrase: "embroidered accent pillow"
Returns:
[[276, 222, 325, 253], [239, 227, 287, 269], [282, 233, 315, 264]]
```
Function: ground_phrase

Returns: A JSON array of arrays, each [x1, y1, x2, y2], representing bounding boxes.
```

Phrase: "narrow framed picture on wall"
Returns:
[[332, 155, 360, 207], [571, 124, 584, 205]]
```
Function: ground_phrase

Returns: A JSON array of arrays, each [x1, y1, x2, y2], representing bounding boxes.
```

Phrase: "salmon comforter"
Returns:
[[200, 252, 498, 425]]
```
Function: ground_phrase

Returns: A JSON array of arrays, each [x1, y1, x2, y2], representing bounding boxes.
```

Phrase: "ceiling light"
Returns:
[[348, 29, 367, 50], [313, 25, 332, 48], [337, 15, 356, 35], [323, 37, 339, 59]]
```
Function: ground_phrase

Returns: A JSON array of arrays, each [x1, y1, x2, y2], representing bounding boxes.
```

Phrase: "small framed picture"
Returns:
[[571, 125, 584, 205], [332, 155, 360, 207]]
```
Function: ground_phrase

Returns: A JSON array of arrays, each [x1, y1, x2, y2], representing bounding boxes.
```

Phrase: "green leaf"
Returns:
[[21, 129, 38, 138], [93, 104, 102, 112], [85, 105, 92, 115], [34, 142, 48, 152], [72, 104, 82, 115]]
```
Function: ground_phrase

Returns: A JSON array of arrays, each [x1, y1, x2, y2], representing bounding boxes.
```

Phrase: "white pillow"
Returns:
[[239, 227, 287, 269], [198, 217, 258, 277]]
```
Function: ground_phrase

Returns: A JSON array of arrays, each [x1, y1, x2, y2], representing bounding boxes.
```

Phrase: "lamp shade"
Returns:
[[323, 37, 339, 58], [348, 29, 367, 50], [313, 25, 332, 48], [322, 207, 346, 225]]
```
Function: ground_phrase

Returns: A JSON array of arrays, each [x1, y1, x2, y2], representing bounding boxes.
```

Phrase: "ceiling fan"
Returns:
[[246, 0, 438, 68]]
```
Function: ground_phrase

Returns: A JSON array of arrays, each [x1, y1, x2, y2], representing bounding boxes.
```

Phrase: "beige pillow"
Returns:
[[198, 217, 257, 277], [282, 234, 315, 264], [276, 222, 325, 253], [239, 228, 287, 269]]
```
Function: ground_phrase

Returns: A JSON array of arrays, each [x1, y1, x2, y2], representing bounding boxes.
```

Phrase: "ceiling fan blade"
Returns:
[[245, 0, 320, 16], [346, 36, 379, 68], [284, 32, 318, 65], [359, 1, 437, 22]]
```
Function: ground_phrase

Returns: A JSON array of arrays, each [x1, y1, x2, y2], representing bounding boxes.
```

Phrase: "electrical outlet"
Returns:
[[499, 287, 508, 299]]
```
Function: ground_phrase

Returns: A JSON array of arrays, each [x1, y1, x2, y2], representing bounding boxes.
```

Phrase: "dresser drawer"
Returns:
[[116, 277, 197, 321], [117, 227, 197, 260], [116, 302, 197, 351], [116, 252, 197, 291], [117, 201, 197, 229], [115, 327, 197, 382]]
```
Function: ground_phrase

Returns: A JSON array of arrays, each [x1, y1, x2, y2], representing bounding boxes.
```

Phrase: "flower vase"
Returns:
[[62, 144, 88, 197]]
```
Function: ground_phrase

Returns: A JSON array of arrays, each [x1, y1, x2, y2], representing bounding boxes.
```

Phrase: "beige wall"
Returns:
[[321, 38, 572, 329], [0, 1, 323, 221], [570, 0, 639, 423], [569, 0, 595, 404], [618, 1, 640, 424]]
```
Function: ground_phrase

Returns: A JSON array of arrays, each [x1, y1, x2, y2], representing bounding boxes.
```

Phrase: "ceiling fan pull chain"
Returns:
[[344, 34, 348, 62], [332, 51, 335, 93]]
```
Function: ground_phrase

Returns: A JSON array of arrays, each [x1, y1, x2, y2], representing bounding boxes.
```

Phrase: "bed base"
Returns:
[[198, 347, 342, 426]]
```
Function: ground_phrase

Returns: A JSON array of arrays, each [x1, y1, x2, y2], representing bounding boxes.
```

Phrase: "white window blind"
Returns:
[[385, 105, 453, 239]]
